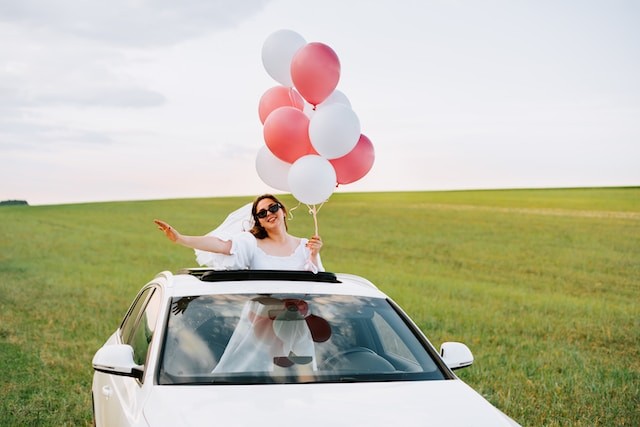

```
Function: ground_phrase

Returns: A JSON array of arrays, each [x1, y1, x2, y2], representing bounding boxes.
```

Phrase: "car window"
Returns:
[[158, 293, 446, 385], [120, 288, 152, 344], [120, 287, 162, 369], [129, 289, 162, 367]]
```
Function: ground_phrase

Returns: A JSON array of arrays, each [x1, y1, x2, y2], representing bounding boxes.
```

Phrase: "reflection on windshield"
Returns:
[[213, 296, 331, 373], [159, 294, 445, 385]]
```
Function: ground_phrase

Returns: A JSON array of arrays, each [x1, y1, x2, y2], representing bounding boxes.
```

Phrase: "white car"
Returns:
[[92, 269, 520, 426]]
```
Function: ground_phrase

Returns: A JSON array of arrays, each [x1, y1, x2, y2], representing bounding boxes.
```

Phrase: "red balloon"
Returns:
[[258, 86, 304, 124], [263, 106, 316, 164], [305, 314, 332, 343], [291, 42, 340, 106], [330, 134, 375, 184]]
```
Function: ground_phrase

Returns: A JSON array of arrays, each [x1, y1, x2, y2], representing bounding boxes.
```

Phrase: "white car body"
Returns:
[[92, 270, 520, 426]]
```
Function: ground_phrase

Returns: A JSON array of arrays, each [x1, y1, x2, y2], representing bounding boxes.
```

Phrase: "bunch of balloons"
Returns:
[[256, 29, 375, 205]]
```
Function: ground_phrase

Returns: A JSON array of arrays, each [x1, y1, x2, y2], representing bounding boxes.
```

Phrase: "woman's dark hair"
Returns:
[[249, 194, 288, 239]]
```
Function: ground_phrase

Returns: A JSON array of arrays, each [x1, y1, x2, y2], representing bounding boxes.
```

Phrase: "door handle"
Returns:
[[102, 385, 113, 399]]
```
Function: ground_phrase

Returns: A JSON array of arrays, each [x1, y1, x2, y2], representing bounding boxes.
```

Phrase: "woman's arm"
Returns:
[[154, 219, 232, 255]]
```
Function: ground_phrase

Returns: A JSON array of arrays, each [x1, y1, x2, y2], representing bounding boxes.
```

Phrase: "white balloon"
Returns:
[[316, 89, 351, 110], [255, 146, 291, 191], [309, 103, 361, 159], [288, 155, 337, 205], [261, 29, 306, 87]]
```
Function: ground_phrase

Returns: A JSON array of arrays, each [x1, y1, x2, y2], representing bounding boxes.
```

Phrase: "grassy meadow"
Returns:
[[0, 187, 638, 426]]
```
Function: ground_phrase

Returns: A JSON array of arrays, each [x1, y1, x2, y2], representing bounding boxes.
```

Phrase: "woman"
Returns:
[[154, 194, 324, 272]]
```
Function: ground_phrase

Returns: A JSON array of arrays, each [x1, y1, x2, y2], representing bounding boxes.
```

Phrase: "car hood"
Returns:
[[143, 379, 519, 426]]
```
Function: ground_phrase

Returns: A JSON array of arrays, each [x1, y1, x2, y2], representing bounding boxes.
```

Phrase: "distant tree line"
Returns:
[[0, 200, 29, 206]]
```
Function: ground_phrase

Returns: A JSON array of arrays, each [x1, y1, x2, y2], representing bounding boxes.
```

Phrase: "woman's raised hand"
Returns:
[[305, 235, 323, 257], [154, 219, 179, 242]]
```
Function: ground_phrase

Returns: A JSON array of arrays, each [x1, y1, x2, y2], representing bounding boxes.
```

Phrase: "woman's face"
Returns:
[[255, 198, 284, 231]]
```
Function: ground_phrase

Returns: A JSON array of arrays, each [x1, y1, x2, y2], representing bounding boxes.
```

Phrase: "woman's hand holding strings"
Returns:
[[306, 235, 323, 257]]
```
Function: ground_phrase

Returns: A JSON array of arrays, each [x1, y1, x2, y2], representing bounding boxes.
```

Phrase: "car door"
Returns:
[[95, 286, 162, 426]]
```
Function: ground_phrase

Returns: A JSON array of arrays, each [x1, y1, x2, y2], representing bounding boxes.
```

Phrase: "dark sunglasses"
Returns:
[[255, 203, 282, 219]]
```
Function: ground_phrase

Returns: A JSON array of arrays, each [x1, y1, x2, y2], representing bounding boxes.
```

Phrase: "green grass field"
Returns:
[[1, 188, 638, 426]]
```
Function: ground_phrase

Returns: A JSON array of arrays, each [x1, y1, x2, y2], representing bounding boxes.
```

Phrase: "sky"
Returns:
[[1, 0, 638, 206]]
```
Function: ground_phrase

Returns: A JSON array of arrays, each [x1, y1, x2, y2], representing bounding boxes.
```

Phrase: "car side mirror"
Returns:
[[93, 344, 144, 380], [440, 342, 474, 370]]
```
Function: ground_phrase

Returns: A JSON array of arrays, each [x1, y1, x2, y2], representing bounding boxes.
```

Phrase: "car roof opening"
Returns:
[[177, 269, 342, 284]]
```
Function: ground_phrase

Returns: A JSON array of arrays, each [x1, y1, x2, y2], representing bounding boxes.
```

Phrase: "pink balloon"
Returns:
[[263, 106, 316, 164], [291, 42, 340, 106], [258, 86, 304, 124], [330, 134, 375, 185]]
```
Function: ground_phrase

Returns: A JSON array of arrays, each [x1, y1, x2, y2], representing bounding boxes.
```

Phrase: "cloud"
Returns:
[[0, 0, 272, 46], [0, 0, 272, 151], [0, 116, 113, 150], [0, 0, 272, 108], [1, 63, 166, 110]]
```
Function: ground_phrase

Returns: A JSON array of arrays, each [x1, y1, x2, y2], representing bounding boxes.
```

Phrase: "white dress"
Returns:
[[194, 203, 324, 272]]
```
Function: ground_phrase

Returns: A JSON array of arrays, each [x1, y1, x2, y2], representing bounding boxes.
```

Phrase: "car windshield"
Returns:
[[158, 293, 447, 385]]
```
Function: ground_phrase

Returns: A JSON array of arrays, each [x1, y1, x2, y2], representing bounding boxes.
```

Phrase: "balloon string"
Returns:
[[306, 203, 325, 236], [288, 201, 301, 221], [304, 202, 326, 274], [312, 205, 319, 236]]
